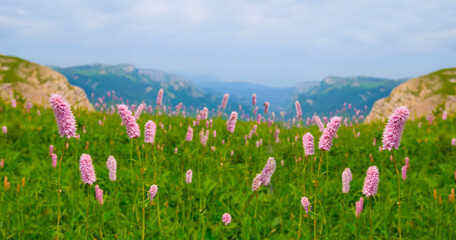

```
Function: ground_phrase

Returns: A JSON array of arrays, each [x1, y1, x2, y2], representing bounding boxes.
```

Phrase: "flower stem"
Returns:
[[135, 139, 145, 240], [314, 152, 323, 240], [392, 152, 402, 240], [86, 184, 90, 240], [56, 137, 68, 240], [370, 197, 373, 240]]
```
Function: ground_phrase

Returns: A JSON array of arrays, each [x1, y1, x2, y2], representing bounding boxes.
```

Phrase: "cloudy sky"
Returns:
[[1, 0, 455, 87]]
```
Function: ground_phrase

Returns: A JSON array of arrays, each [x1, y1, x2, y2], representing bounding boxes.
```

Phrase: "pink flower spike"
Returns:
[[49, 94, 77, 138], [156, 88, 164, 107], [144, 120, 157, 144], [301, 197, 311, 214], [116, 104, 140, 139], [302, 133, 314, 157], [186, 169, 193, 184], [226, 112, 238, 133], [362, 166, 380, 197], [295, 101, 302, 119], [186, 126, 193, 141], [106, 155, 117, 181], [405, 157, 409, 169], [95, 185, 103, 205], [148, 185, 158, 202], [51, 153, 57, 168], [2, 126, 6, 134], [79, 154, 96, 185], [222, 213, 231, 226], [342, 168, 352, 193], [252, 174, 262, 191], [402, 165, 407, 180], [382, 106, 409, 151], [49, 145, 54, 156], [260, 157, 276, 186], [252, 94, 257, 106], [221, 93, 229, 110], [318, 117, 342, 151], [356, 197, 364, 217], [452, 138, 456, 146]]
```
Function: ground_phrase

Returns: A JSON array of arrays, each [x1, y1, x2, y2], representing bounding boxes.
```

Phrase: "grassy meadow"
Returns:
[[0, 100, 455, 239]]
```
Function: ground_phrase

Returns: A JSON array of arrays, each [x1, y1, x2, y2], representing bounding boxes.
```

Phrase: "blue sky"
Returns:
[[1, 0, 455, 87]]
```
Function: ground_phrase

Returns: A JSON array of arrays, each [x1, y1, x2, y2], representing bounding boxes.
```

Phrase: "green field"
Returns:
[[0, 101, 455, 239]]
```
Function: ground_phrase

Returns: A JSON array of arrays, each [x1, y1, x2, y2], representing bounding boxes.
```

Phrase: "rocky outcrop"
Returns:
[[0, 55, 94, 111], [366, 68, 456, 122]]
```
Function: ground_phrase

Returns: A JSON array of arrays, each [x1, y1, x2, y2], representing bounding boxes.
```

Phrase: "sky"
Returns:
[[1, 0, 455, 87]]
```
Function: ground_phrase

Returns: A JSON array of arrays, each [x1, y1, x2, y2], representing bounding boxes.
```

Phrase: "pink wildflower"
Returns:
[[52, 153, 57, 168], [227, 112, 238, 133], [95, 185, 103, 205], [49, 145, 54, 156], [144, 120, 157, 144], [49, 94, 77, 138], [221, 93, 229, 110], [252, 174, 262, 191], [106, 155, 117, 181], [402, 165, 407, 180], [252, 93, 257, 106], [302, 133, 314, 157], [260, 157, 276, 186], [295, 101, 302, 119], [186, 169, 193, 184], [222, 213, 231, 226], [156, 88, 164, 107], [117, 104, 140, 139], [186, 126, 193, 141], [318, 117, 342, 151], [264, 102, 269, 114], [405, 157, 409, 169], [313, 115, 325, 132], [148, 185, 158, 202], [2, 126, 6, 134], [362, 166, 380, 197], [355, 197, 364, 217], [342, 168, 352, 193], [301, 197, 311, 214], [79, 154, 96, 185], [382, 106, 409, 151]]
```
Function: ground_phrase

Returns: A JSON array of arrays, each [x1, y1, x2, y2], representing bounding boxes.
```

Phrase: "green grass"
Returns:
[[0, 101, 455, 239]]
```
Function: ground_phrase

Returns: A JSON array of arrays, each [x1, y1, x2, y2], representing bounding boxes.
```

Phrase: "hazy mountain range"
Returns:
[[52, 63, 406, 118]]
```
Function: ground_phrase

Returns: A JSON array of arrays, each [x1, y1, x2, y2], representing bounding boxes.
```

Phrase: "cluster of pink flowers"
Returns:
[[313, 115, 325, 132], [355, 197, 364, 217], [302, 133, 314, 157], [51, 153, 57, 168], [49, 94, 77, 138], [227, 112, 238, 133], [382, 106, 409, 151], [186, 169, 193, 184], [79, 154, 96, 185], [222, 213, 231, 226], [301, 197, 311, 214], [144, 120, 157, 144], [362, 166, 379, 197], [260, 157, 276, 186], [318, 117, 342, 151], [106, 155, 117, 181], [186, 126, 193, 141], [295, 101, 302, 119], [156, 88, 164, 107], [264, 101, 270, 114], [95, 185, 103, 205], [221, 93, 229, 110], [148, 185, 158, 202], [117, 104, 140, 139], [342, 168, 352, 193]]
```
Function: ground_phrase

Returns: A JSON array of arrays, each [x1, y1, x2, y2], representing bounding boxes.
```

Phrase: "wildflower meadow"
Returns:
[[1, 92, 455, 239]]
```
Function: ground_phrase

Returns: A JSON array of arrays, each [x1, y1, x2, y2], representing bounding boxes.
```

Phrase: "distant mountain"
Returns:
[[291, 76, 406, 117], [366, 68, 456, 122], [51, 62, 408, 119], [0, 55, 93, 110], [52, 64, 239, 113]]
